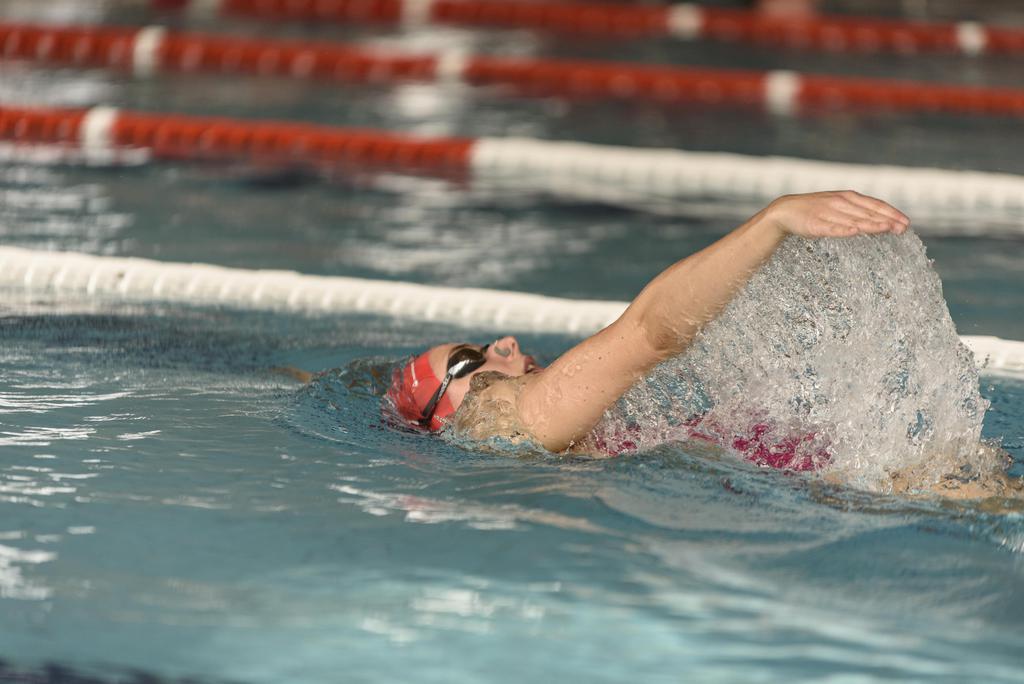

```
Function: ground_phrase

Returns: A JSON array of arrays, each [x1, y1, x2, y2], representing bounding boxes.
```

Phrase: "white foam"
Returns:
[[609, 233, 1007, 491]]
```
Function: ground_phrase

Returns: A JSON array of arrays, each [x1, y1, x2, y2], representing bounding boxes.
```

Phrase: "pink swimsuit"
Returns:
[[592, 417, 828, 471]]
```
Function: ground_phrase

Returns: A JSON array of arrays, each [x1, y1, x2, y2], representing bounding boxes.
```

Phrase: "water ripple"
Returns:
[[0, 391, 133, 414], [0, 542, 55, 601], [0, 426, 94, 446], [329, 483, 607, 534]]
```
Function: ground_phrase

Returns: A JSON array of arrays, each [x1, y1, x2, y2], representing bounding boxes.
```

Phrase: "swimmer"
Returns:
[[387, 191, 910, 453], [373, 189, 1023, 504]]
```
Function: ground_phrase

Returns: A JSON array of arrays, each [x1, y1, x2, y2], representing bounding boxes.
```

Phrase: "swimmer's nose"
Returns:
[[490, 336, 520, 359]]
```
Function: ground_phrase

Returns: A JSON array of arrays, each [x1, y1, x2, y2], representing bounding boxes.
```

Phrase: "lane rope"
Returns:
[[2, 104, 1023, 231], [154, 0, 1024, 57], [4, 23, 1024, 118], [0, 246, 624, 336], [1, 246, 1021, 375]]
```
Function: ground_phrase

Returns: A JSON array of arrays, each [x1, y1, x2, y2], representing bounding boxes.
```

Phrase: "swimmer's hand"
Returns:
[[766, 191, 910, 239]]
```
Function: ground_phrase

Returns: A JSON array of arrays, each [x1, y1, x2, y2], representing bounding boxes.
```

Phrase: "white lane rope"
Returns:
[[468, 137, 1024, 233], [0, 247, 624, 336], [1, 247, 1021, 375]]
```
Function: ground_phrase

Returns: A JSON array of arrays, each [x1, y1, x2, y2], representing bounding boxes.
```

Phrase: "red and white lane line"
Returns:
[[155, 0, 1024, 57], [2, 104, 1024, 229], [1, 246, 1021, 375], [4, 23, 1024, 118]]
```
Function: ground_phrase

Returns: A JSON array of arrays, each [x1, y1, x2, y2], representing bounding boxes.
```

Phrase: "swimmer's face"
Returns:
[[428, 336, 540, 412]]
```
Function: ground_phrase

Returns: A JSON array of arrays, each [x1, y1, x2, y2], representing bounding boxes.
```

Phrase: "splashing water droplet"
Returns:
[[596, 233, 998, 492]]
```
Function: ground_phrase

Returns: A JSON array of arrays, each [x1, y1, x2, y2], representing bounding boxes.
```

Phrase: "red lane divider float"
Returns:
[[155, 0, 1024, 57], [0, 105, 473, 177], [4, 23, 1024, 119], [5, 104, 1024, 231], [6, 102, 1024, 233]]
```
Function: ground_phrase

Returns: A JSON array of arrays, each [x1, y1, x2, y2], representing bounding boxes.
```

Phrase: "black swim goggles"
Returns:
[[420, 344, 490, 425]]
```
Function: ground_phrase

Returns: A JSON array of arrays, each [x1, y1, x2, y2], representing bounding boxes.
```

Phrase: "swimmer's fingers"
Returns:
[[832, 209, 904, 235], [817, 213, 893, 237], [836, 191, 911, 229], [768, 191, 908, 238], [814, 219, 859, 237], [858, 219, 904, 235], [830, 196, 908, 234]]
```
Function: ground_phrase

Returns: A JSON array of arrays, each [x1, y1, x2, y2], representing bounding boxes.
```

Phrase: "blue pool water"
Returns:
[[2, 305, 1023, 683], [2, 2, 1024, 682]]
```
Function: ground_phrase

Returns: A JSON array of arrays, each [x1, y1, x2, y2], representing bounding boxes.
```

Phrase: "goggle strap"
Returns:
[[419, 344, 490, 427], [421, 371, 454, 424]]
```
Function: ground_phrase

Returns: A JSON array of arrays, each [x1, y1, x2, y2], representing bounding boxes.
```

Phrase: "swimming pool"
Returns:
[[2, 1, 1024, 682]]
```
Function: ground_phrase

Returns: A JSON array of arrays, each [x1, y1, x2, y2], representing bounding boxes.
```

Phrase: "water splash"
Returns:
[[599, 232, 999, 493]]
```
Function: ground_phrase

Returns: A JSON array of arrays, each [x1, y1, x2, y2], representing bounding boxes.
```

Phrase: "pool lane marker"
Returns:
[[131, 26, 167, 79], [154, 0, 1024, 58], [0, 247, 624, 336], [665, 5, 702, 41], [5, 22, 1024, 119], [2, 104, 1024, 231], [79, 106, 117, 156], [955, 22, 988, 57], [1, 246, 1021, 376], [764, 70, 801, 118]]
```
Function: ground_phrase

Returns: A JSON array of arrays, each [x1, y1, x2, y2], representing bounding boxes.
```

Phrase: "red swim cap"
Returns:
[[386, 351, 456, 432]]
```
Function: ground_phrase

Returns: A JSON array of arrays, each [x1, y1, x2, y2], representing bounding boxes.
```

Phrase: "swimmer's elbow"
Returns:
[[622, 299, 691, 362], [643, 325, 679, 362], [632, 314, 684, 363]]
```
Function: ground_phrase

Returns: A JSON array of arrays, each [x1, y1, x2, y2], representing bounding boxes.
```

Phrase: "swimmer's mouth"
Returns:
[[524, 356, 541, 373]]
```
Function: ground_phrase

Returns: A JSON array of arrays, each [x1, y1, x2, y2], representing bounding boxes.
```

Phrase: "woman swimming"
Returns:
[[387, 191, 911, 451]]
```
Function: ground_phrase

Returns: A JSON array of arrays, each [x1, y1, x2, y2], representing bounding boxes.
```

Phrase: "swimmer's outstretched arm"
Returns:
[[517, 191, 910, 452]]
